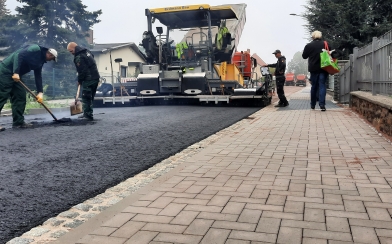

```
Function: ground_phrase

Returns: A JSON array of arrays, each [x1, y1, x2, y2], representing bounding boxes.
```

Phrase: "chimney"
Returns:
[[86, 29, 94, 44], [247, 49, 250, 53]]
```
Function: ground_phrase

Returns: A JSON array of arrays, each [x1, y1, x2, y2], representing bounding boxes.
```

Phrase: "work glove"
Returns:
[[36, 92, 43, 103], [12, 73, 20, 82]]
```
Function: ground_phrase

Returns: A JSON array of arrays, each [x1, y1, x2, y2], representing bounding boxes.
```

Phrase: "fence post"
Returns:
[[352, 47, 358, 92], [371, 36, 377, 96], [52, 68, 55, 98]]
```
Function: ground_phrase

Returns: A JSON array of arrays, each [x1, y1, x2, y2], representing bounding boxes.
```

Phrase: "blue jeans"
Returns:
[[310, 72, 327, 107]]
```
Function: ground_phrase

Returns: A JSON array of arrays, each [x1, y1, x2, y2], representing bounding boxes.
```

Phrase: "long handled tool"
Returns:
[[19, 80, 70, 122], [70, 85, 82, 116]]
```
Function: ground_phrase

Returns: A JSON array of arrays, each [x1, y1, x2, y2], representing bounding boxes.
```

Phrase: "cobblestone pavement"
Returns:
[[16, 86, 392, 244]]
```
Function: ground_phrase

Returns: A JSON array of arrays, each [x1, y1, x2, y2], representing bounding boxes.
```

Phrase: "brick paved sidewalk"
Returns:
[[55, 87, 392, 244]]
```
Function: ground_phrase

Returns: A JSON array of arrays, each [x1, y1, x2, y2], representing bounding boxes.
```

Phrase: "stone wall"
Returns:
[[350, 91, 392, 137]]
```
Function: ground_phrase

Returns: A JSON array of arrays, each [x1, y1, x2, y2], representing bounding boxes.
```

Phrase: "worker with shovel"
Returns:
[[0, 44, 57, 131], [67, 42, 100, 121]]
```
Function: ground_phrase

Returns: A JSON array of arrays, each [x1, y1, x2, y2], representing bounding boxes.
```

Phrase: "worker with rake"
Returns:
[[0, 44, 57, 131]]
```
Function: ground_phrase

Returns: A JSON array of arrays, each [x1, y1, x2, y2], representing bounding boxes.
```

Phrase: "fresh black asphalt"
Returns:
[[0, 106, 260, 243]]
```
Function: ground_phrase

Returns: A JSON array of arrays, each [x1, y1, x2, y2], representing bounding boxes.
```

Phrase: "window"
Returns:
[[120, 66, 127, 77]]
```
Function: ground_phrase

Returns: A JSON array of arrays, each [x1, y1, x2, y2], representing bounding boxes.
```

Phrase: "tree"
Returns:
[[0, 0, 102, 66], [287, 51, 308, 75], [303, 0, 392, 59], [0, 0, 10, 18]]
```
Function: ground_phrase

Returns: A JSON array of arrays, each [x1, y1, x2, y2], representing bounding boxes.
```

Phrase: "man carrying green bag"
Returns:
[[302, 31, 340, 111]]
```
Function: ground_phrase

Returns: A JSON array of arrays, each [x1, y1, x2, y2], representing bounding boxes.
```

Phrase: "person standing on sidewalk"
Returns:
[[263, 50, 289, 107], [302, 30, 334, 111], [67, 42, 100, 121], [0, 44, 57, 130]]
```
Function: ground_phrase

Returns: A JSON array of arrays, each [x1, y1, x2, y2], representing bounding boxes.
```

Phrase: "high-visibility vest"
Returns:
[[176, 42, 188, 59], [216, 27, 229, 50]]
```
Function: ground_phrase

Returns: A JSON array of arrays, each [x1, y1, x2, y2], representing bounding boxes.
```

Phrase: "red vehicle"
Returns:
[[285, 72, 295, 86], [296, 74, 307, 86]]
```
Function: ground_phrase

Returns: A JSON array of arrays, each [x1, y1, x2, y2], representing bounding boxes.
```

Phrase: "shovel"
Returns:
[[19, 80, 71, 123], [70, 85, 82, 116]]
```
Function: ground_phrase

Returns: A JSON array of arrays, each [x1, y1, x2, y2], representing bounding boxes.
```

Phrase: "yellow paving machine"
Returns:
[[94, 4, 272, 107]]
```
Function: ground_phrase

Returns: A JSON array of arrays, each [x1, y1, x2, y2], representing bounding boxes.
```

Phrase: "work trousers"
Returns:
[[276, 76, 288, 105], [81, 79, 99, 119], [0, 65, 27, 125]]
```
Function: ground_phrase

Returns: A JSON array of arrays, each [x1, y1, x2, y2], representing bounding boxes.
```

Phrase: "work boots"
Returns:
[[78, 114, 93, 121], [12, 122, 33, 129]]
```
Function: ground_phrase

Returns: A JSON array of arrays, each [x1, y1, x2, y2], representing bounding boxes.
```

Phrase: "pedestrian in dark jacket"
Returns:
[[302, 30, 334, 111], [67, 42, 100, 121], [263, 50, 289, 107], [0, 44, 57, 130]]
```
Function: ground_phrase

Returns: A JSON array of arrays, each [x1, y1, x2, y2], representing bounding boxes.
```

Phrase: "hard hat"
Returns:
[[48, 48, 58, 62]]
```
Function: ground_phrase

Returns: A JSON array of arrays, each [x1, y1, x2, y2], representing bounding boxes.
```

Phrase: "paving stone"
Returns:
[[225, 239, 250, 244], [229, 230, 277, 243], [184, 204, 223, 213], [281, 219, 325, 230], [324, 194, 343, 205], [222, 202, 246, 215], [197, 212, 238, 221], [207, 195, 231, 206], [344, 200, 366, 213], [367, 207, 392, 221], [238, 209, 262, 224], [266, 195, 287, 206], [306, 188, 323, 198], [200, 228, 231, 244], [287, 196, 323, 203], [303, 229, 353, 242], [251, 189, 270, 199], [124, 231, 159, 244], [158, 203, 187, 217], [304, 208, 325, 223], [132, 214, 173, 223], [326, 217, 350, 233], [77, 235, 128, 244], [376, 228, 392, 238], [246, 203, 283, 212], [302, 238, 327, 244], [149, 197, 175, 208], [380, 193, 392, 203], [170, 211, 199, 225], [184, 219, 214, 235], [110, 221, 146, 238], [153, 233, 203, 244], [351, 226, 379, 243], [141, 223, 187, 234], [349, 218, 392, 229], [256, 217, 281, 234], [212, 220, 256, 231], [325, 210, 369, 220], [284, 201, 304, 214], [277, 227, 302, 244], [102, 213, 135, 228]]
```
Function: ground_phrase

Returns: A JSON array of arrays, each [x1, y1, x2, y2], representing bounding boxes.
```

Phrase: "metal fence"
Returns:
[[337, 30, 392, 103], [22, 68, 78, 99]]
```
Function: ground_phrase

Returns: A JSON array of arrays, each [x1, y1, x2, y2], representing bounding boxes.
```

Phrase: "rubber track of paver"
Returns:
[[0, 106, 260, 243]]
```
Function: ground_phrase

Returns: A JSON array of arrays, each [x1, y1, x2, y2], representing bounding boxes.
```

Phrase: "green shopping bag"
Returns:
[[320, 41, 340, 75]]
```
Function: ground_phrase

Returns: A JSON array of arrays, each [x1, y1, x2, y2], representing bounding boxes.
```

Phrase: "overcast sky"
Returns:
[[5, 0, 310, 63]]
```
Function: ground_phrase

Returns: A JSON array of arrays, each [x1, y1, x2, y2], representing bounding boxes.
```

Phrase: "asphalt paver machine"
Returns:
[[95, 4, 271, 107]]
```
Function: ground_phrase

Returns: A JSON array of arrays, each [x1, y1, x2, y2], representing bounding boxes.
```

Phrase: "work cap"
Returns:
[[272, 49, 281, 54], [48, 48, 58, 62]]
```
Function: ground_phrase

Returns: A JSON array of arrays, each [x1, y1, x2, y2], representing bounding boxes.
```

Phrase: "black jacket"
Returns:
[[302, 39, 332, 73], [267, 56, 286, 77], [74, 46, 100, 83], [1, 44, 48, 93]]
